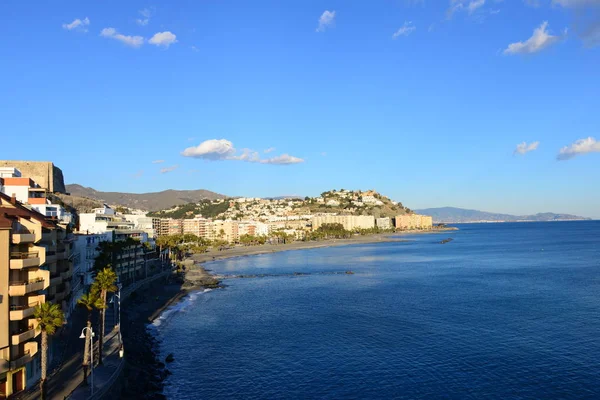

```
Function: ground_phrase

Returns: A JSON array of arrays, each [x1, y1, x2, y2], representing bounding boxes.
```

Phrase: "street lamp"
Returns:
[[110, 283, 124, 355], [79, 327, 95, 394]]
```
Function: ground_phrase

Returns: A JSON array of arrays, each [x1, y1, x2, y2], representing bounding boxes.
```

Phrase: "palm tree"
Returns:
[[77, 288, 102, 384], [93, 268, 117, 365], [34, 302, 64, 400]]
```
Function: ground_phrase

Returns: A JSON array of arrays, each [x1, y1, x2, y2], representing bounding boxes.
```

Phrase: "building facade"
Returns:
[[394, 214, 433, 230], [311, 215, 375, 231], [0, 193, 54, 397]]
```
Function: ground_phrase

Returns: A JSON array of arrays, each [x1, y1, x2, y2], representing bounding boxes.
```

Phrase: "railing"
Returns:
[[10, 251, 39, 259], [12, 325, 35, 335], [46, 250, 57, 256], [10, 301, 40, 311], [9, 277, 45, 286]]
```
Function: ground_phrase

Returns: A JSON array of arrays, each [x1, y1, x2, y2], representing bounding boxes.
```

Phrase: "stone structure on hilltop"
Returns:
[[0, 161, 66, 193]]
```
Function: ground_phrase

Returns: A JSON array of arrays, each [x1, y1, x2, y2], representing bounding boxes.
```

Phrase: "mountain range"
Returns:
[[415, 207, 591, 224], [65, 184, 226, 212]]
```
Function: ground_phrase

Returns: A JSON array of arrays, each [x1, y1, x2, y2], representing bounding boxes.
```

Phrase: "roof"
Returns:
[[0, 214, 12, 229]]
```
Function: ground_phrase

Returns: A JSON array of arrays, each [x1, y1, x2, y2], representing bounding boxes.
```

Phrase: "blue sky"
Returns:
[[1, 0, 599, 217]]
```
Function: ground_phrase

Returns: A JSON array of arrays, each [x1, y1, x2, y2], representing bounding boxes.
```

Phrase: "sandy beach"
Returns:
[[191, 229, 456, 264]]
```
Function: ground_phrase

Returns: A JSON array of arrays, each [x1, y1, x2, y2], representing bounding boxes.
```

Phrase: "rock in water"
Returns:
[[165, 353, 175, 363]]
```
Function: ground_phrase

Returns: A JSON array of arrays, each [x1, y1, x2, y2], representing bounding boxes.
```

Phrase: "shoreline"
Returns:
[[123, 228, 457, 399], [192, 228, 457, 264]]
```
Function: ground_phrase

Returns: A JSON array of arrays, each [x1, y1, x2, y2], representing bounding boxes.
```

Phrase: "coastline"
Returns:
[[192, 228, 457, 264], [123, 229, 457, 399], [120, 279, 190, 400]]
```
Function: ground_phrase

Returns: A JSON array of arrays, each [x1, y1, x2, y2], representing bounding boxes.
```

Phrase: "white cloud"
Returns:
[[259, 154, 304, 165], [100, 28, 144, 48], [182, 139, 237, 160], [514, 141, 540, 155], [63, 17, 90, 32], [504, 21, 563, 55], [264, 147, 276, 153], [447, 0, 486, 18], [181, 139, 304, 165], [316, 10, 336, 32], [468, 0, 486, 14], [191, 45, 199, 52], [152, 160, 165, 164], [160, 165, 179, 173], [557, 137, 600, 160], [132, 170, 144, 178], [553, 0, 600, 6], [149, 31, 178, 48], [393, 21, 416, 38], [136, 8, 153, 26]]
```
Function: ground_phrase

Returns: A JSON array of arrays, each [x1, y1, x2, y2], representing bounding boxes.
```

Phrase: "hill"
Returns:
[[415, 207, 591, 224], [65, 184, 227, 211]]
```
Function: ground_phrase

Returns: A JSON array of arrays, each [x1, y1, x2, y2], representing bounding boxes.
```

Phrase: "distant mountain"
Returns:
[[415, 207, 591, 224], [65, 184, 227, 212]]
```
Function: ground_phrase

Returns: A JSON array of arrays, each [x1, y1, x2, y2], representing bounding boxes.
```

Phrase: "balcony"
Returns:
[[42, 231, 57, 243], [45, 250, 57, 264], [61, 269, 73, 280], [56, 247, 67, 260], [12, 232, 35, 244], [9, 299, 43, 321], [9, 275, 49, 297], [10, 344, 38, 370], [11, 324, 39, 345], [9, 251, 41, 269], [50, 275, 62, 287], [0, 358, 8, 374]]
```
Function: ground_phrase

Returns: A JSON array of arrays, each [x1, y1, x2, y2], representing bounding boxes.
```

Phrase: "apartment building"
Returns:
[[394, 214, 433, 230], [79, 206, 135, 234], [183, 218, 209, 238], [0, 193, 53, 397], [0, 169, 72, 225], [69, 232, 113, 314], [123, 215, 156, 238], [376, 217, 392, 230], [311, 215, 375, 231], [207, 220, 239, 243]]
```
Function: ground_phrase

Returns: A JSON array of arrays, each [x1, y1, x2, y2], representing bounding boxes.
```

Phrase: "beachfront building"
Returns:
[[123, 214, 156, 238], [394, 214, 433, 230], [311, 215, 375, 231], [69, 232, 113, 314], [182, 218, 209, 238], [0, 193, 54, 396], [207, 220, 239, 243], [376, 217, 392, 230]]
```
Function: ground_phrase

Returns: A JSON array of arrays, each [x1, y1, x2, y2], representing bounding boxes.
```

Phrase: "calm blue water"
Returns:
[[154, 222, 600, 399]]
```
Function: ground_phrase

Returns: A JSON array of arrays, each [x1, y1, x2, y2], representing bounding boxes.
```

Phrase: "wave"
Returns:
[[149, 288, 213, 332]]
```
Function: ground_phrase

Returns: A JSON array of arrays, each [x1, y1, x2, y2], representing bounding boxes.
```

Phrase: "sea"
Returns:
[[151, 221, 600, 399]]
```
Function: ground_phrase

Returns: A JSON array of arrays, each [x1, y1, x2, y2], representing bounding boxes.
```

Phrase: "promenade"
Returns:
[[14, 269, 171, 400]]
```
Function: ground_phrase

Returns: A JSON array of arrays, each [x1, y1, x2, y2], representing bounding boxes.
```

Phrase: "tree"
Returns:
[[77, 289, 102, 383], [34, 302, 64, 399], [92, 268, 117, 365]]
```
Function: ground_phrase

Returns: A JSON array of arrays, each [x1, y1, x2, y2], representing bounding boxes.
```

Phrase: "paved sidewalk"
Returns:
[[68, 331, 124, 400]]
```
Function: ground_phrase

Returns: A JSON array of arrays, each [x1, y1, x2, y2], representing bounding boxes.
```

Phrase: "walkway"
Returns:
[[13, 268, 172, 400]]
